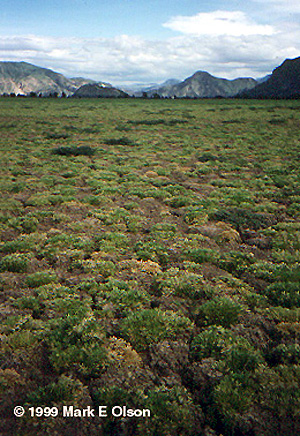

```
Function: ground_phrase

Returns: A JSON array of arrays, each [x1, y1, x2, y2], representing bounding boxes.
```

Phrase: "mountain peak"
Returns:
[[147, 70, 257, 98], [240, 56, 300, 98], [0, 61, 104, 96], [72, 83, 129, 98]]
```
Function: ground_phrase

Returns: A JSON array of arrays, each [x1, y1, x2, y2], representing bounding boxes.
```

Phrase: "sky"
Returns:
[[0, 0, 299, 86]]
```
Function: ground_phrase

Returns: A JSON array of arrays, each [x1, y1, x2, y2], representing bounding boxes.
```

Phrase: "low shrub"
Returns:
[[46, 313, 106, 376], [52, 145, 95, 156], [104, 137, 136, 146], [25, 270, 58, 288], [185, 248, 218, 264], [196, 297, 242, 328], [211, 207, 275, 230], [26, 375, 86, 405], [265, 281, 300, 307], [267, 344, 300, 365], [190, 326, 235, 361], [0, 253, 30, 272], [152, 268, 211, 300], [121, 309, 193, 351]]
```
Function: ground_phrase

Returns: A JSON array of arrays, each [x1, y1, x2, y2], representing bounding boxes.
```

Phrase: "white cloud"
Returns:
[[0, 13, 299, 87], [163, 11, 274, 37]]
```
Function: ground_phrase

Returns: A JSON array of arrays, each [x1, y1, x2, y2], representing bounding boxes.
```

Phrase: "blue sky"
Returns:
[[0, 0, 299, 86]]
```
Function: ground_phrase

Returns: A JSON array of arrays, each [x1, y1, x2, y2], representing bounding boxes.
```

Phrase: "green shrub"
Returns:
[[168, 195, 193, 208], [268, 344, 300, 365], [185, 248, 218, 264], [13, 296, 44, 318], [197, 152, 218, 162], [104, 137, 136, 146], [211, 207, 275, 230], [46, 132, 69, 140], [25, 270, 58, 288], [190, 326, 235, 361], [143, 386, 201, 436], [46, 313, 106, 376], [273, 262, 300, 282], [105, 286, 151, 315], [0, 253, 30, 272], [213, 374, 255, 430], [0, 235, 38, 253], [26, 375, 86, 406], [184, 206, 207, 225], [7, 215, 39, 233], [265, 281, 300, 307], [20, 215, 39, 233], [83, 259, 116, 277], [52, 145, 95, 156], [92, 385, 200, 436], [153, 268, 211, 300], [217, 251, 255, 276], [224, 342, 263, 373], [121, 309, 193, 351], [134, 240, 171, 266], [196, 297, 242, 328]]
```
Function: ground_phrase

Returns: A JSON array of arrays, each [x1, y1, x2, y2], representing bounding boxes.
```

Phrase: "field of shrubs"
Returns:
[[0, 97, 300, 435]]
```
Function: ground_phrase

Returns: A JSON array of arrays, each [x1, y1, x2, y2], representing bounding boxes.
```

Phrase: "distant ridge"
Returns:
[[146, 71, 257, 98], [240, 57, 300, 99], [72, 83, 129, 98], [0, 58, 299, 99], [0, 61, 108, 96]]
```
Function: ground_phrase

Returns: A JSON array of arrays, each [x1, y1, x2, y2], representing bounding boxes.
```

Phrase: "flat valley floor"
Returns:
[[0, 98, 299, 436]]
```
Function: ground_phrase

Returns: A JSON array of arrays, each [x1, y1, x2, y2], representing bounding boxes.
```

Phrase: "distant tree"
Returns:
[[61, 91, 66, 98], [9, 93, 16, 98], [152, 93, 161, 99], [29, 91, 37, 98], [142, 91, 148, 99]]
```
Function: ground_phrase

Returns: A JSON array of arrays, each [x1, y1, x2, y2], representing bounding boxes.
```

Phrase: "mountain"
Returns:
[[0, 62, 109, 96], [72, 83, 129, 98], [256, 74, 272, 84], [148, 71, 257, 98], [240, 57, 300, 99], [140, 79, 181, 96], [123, 79, 180, 96]]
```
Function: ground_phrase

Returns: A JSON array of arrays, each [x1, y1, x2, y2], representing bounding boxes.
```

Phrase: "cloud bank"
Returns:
[[0, 10, 299, 86], [163, 11, 274, 37]]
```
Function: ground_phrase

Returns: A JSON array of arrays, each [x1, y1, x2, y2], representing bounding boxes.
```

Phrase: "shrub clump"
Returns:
[[0, 253, 30, 272], [104, 137, 136, 146], [52, 145, 95, 156], [121, 309, 193, 351], [196, 296, 242, 328], [25, 270, 58, 288], [211, 208, 275, 230]]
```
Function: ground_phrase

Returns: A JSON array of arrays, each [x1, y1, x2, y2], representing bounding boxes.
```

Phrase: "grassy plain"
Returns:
[[0, 97, 300, 435]]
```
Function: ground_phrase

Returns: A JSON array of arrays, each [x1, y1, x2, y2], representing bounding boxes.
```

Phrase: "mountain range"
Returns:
[[0, 57, 299, 99], [0, 61, 109, 96], [144, 71, 257, 98], [240, 57, 300, 99]]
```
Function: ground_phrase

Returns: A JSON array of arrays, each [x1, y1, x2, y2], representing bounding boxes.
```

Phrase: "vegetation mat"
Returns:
[[0, 97, 300, 436]]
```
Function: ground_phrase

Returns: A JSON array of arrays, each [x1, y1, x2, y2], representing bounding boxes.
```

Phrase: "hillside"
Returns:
[[0, 62, 108, 96], [135, 79, 180, 96], [240, 57, 300, 98], [72, 83, 129, 98], [149, 71, 257, 98]]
